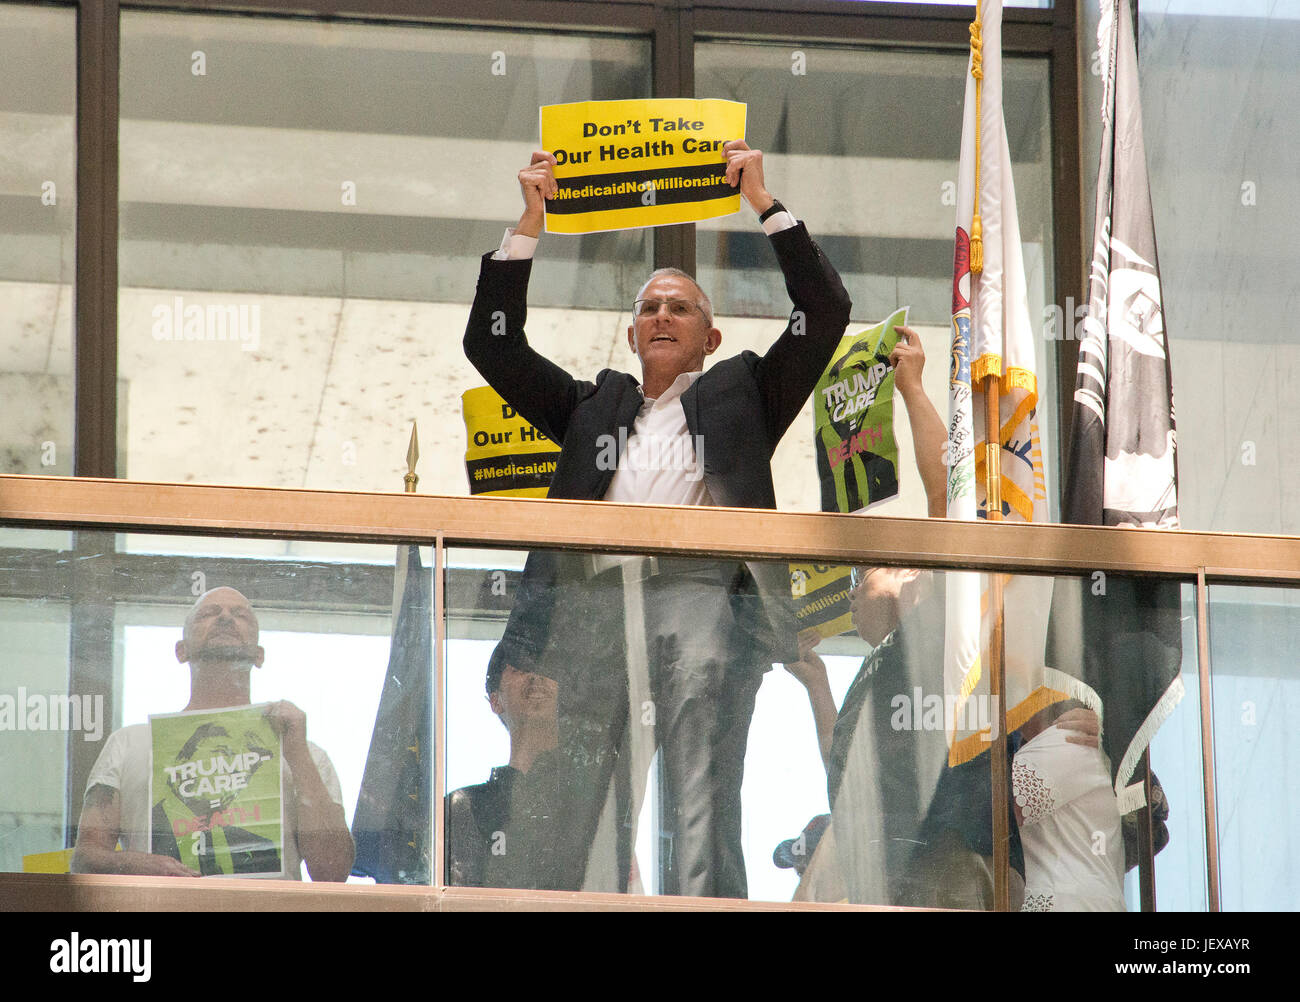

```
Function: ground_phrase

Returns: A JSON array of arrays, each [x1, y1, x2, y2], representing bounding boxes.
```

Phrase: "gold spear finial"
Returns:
[[403, 422, 419, 493]]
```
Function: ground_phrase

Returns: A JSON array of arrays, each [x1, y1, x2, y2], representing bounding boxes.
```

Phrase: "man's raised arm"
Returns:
[[890, 326, 948, 518], [463, 151, 590, 445], [266, 701, 354, 882], [511, 150, 557, 241], [722, 141, 852, 447]]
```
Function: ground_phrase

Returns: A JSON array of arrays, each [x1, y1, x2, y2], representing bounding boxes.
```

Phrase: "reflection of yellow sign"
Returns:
[[790, 563, 854, 640], [462, 386, 559, 498], [540, 98, 747, 234], [22, 847, 75, 873]]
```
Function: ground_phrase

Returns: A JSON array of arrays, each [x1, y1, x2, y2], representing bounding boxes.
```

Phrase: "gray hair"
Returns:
[[636, 268, 714, 326]]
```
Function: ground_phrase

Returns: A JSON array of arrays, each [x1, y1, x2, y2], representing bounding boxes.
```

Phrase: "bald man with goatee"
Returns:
[[73, 587, 354, 881]]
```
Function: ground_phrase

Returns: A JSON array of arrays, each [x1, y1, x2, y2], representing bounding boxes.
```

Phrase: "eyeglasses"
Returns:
[[633, 297, 706, 320], [849, 566, 881, 591]]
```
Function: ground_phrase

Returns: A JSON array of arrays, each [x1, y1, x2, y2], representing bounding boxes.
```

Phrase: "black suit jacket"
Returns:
[[463, 221, 852, 667]]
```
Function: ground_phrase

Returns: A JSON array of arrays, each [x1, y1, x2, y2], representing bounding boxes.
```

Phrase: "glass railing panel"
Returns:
[[0, 527, 432, 885], [1206, 582, 1300, 910], [445, 544, 1203, 908]]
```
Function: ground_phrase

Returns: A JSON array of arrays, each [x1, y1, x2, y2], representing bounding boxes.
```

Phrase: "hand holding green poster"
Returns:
[[815, 306, 910, 514], [791, 307, 910, 640], [149, 704, 284, 878]]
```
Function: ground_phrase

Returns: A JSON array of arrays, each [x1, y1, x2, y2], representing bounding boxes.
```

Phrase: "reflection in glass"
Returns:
[[1136, 585, 1206, 908], [810, 566, 1010, 908], [0, 596, 73, 873], [1139, 6, 1300, 533], [118, 13, 651, 491], [115, 606, 394, 879], [0, 517, 1232, 907], [447, 548, 789, 898], [0, 529, 436, 883], [0, 4, 75, 477], [1041, 572, 1206, 910], [1207, 583, 1300, 910], [445, 552, 1205, 907], [76, 585, 366, 880]]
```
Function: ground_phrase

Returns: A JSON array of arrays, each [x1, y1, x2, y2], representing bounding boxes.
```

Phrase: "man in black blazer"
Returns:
[[463, 142, 851, 898]]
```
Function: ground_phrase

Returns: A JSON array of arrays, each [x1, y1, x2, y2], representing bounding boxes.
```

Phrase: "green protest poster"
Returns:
[[791, 308, 909, 640], [149, 704, 284, 878], [814, 306, 909, 514]]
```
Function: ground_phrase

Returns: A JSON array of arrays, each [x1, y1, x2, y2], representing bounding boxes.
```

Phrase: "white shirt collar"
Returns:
[[641, 369, 704, 408]]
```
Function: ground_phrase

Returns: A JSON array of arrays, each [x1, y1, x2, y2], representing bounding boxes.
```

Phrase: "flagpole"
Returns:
[[972, 0, 1010, 912], [982, 374, 1011, 912], [403, 420, 444, 889], [396, 421, 420, 617], [351, 420, 433, 884], [1138, 750, 1156, 911], [404, 422, 419, 494]]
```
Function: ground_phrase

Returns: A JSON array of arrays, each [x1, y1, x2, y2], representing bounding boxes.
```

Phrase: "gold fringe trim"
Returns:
[[971, 353, 1002, 384], [968, 362, 1039, 404], [1002, 366, 1038, 398], [947, 685, 1073, 767]]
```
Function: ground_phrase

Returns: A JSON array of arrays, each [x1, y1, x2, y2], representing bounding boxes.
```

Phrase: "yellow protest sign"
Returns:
[[540, 98, 747, 234], [462, 385, 559, 498], [22, 847, 75, 873], [790, 563, 855, 641]]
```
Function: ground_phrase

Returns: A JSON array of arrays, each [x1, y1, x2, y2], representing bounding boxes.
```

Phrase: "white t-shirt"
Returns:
[[1013, 723, 1126, 911], [84, 722, 345, 880]]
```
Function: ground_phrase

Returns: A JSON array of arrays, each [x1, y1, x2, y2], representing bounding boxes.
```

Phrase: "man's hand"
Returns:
[[889, 326, 926, 400], [516, 151, 558, 238], [723, 140, 775, 215], [264, 700, 310, 759], [888, 324, 947, 517], [783, 627, 829, 690], [134, 855, 202, 878], [1054, 707, 1101, 748]]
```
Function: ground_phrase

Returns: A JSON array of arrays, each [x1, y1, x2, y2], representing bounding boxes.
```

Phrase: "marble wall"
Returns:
[[114, 282, 954, 519]]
